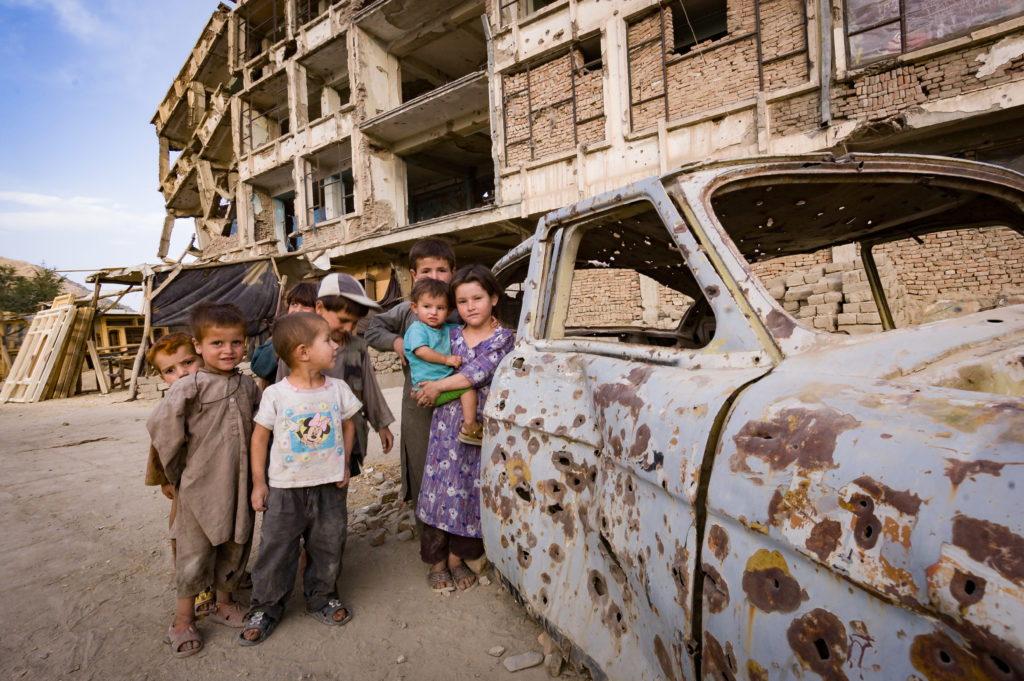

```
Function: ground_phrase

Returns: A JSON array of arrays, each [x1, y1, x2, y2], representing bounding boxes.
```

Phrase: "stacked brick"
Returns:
[[766, 255, 908, 334], [769, 92, 820, 136], [759, 0, 809, 89], [502, 47, 606, 165], [567, 269, 641, 326]]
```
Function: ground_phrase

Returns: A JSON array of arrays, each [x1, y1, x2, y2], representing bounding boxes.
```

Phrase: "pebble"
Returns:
[[487, 645, 505, 657], [368, 529, 387, 547], [503, 651, 543, 672], [396, 530, 414, 541], [396, 654, 407, 664], [544, 653, 563, 677]]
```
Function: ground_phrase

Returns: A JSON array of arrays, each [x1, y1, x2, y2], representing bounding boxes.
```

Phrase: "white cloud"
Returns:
[[0, 190, 163, 235], [0, 0, 106, 41]]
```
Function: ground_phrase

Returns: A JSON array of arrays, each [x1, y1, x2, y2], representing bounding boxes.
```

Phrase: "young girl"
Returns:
[[412, 264, 514, 592]]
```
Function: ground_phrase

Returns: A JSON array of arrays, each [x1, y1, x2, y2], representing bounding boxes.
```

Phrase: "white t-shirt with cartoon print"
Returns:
[[255, 376, 362, 488]]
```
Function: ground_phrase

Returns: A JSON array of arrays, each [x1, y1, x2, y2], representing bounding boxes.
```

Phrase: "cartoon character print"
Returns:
[[297, 412, 332, 449], [279, 401, 341, 466]]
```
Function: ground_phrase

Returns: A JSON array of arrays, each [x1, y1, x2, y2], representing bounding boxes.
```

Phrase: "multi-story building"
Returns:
[[152, 0, 1024, 295]]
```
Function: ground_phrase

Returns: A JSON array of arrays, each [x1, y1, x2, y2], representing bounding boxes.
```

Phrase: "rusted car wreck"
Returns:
[[480, 154, 1024, 680]]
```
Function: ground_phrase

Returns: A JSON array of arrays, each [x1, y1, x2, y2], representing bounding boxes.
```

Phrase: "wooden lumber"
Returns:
[[0, 297, 78, 403], [48, 307, 95, 399], [86, 339, 109, 395]]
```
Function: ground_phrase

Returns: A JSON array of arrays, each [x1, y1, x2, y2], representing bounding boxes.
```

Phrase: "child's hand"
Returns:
[[160, 483, 175, 500], [379, 426, 394, 454], [445, 355, 463, 368], [251, 482, 269, 512], [336, 468, 350, 489], [393, 337, 407, 365]]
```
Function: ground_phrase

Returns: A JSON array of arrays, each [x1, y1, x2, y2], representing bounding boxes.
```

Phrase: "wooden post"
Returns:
[[126, 276, 153, 401], [86, 339, 109, 394]]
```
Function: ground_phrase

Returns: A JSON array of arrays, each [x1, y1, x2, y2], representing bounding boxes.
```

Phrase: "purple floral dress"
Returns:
[[416, 325, 514, 537]]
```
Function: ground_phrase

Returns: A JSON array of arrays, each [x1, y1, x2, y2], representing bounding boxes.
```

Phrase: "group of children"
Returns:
[[144, 239, 512, 657]]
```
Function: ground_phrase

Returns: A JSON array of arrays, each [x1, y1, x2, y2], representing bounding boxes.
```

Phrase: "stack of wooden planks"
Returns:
[[0, 295, 95, 403]]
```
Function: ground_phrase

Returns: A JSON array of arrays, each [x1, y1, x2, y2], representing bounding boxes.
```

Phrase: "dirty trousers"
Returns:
[[248, 483, 349, 621], [419, 522, 484, 565], [174, 504, 251, 599]]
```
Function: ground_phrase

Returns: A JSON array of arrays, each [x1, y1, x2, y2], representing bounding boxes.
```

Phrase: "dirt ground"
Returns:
[[0, 387, 569, 681]]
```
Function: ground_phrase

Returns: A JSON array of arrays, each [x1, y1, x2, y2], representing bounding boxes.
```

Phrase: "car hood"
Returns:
[[780, 304, 1024, 397]]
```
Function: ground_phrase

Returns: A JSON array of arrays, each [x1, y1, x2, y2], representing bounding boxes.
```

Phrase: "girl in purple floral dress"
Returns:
[[412, 265, 514, 591]]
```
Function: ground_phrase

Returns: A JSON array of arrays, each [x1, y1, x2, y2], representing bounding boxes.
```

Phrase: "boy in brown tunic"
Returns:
[[147, 303, 261, 658]]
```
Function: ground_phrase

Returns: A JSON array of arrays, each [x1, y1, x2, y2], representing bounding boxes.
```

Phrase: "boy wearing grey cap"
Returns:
[[278, 273, 395, 474]]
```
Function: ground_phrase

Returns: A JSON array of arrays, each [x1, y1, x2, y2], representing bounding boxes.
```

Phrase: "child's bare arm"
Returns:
[[413, 345, 462, 368], [250, 424, 271, 511], [338, 419, 355, 488], [378, 424, 394, 454]]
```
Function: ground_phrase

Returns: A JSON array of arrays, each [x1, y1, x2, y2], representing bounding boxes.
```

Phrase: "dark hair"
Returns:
[[189, 302, 246, 340], [285, 281, 318, 309], [317, 295, 368, 319], [271, 312, 328, 365], [450, 264, 500, 307], [410, 277, 451, 305], [146, 332, 195, 368], [409, 239, 455, 273]]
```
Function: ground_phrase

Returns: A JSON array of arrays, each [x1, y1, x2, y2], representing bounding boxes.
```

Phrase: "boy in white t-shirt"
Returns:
[[239, 312, 361, 646]]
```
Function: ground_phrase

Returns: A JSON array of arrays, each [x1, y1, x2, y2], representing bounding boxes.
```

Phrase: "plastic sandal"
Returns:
[[308, 598, 352, 626], [237, 610, 277, 647], [167, 623, 203, 658]]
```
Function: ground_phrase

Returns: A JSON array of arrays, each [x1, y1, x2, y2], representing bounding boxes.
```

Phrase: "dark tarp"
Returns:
[[151, 260, 280, 337]]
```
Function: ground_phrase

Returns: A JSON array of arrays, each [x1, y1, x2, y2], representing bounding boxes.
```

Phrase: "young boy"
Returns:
[[239, 312, 362, 645], [403, 277, 481, 444], [281, 273, 395, 476], [147, 302, 261, 658], [365, 239, 455, 503]]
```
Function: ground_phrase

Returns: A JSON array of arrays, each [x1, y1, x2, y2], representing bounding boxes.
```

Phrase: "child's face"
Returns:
[[193, 324, 246, 375], [411, 256, 453, 284], [315, 301, 361, 345], [153, 346, 202, 386], [306, 326, 339, 372], [287, 302, 314, 314], [411, 293, 449, 329], [455, 281, 497, 330]]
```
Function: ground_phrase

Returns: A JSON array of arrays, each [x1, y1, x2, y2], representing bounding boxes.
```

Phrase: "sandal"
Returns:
[[237, 610, 277, 647], [457, 422, 484, 446], [308, 598, 352, 626], [167, 622, 203, 658], [208, 601, 248, 628], [428, 566, 455, 593], [450, 562, 477, 590]]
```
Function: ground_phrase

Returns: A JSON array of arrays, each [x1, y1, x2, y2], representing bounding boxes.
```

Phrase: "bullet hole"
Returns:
[[515, 484, 532, 502], [863, 524, 873, 539], [547, 503, 564, 514], [540, 590, 549, 605], [512, 357, 524, 368], [591, 571, 607, 596], [938, 649, 952, 665], [557, 454, 571, 466], [497, 399, 506, 410], [814, 638, 830, 660], [990, 655, 1011, 675], [859, 498, 868, 508], [964, 579, 976, 595]]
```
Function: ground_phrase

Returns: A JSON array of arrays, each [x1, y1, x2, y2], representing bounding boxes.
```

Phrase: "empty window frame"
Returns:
[[239, 75, 290, 153], [502, 36, 605, 165], [844, 0, 1024, 68], [235, 0, 287, 63], [295, 0, 344, 27], [405, 139, 495, 224], [301, 38, 351, 122], [543, 202, 714, 349], [304, 143, 355, 227], [498, 0, 565, 27]]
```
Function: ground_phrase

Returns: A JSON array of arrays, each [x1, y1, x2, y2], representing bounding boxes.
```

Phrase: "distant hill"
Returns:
[[0, 256, 96, 307]]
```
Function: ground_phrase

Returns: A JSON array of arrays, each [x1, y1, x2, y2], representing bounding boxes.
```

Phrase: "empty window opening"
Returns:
[[498, 0, 566, 27], [397, 15, 487, 104], [502, 35, 605, 165], [844, 0, 1024, 68], [296, 0, 344, 27], [671, 0, 727, 55], [272, 193, 300, 252], [405, 132, 495, 224], [240, 74, 290, 153], [236, 0, 287, 64], [305, 141, 355, 227], [545, 202, 715, 350], [301, 37, 350, 123]]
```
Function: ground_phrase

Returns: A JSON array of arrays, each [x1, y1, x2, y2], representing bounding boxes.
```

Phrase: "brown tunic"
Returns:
[[147, 368, 260, 546]]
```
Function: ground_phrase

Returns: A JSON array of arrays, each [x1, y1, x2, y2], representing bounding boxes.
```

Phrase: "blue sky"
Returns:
[[0, 0, 219, 307]]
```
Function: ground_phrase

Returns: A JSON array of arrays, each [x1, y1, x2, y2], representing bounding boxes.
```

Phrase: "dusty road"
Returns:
[[0, 388, 568, 681]]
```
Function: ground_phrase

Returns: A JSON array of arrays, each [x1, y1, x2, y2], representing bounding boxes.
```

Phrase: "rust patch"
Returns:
[[806, 519, 842, 562], [842, 492, 881, 550], [594, 382, 646, 419], [629, 424, 652, 462], [671, 543, 689, 607], [852, 476, 922, 516], [602, 601, 627, 638], [573, 388, 583, 399], [702, 562, 730, 614], [708, 524, 729, 562], [742, 550, 807, 613], [516, 544, 532, 569], [949, 569, 986, 608], [786, 608, 848, 681], [767, 308, 797, 339], [705, 284, 720, 298], [731, 407, 859, 473], [767, 488, 787, 526], [514, 405, 527, 415], [703, 632, 737, 681], [549, 543, 564, 562], [746, 659, 768, 681], [944, 458, 1005, 489], [587, 569, 608, 600], [910, 629, 982, 680], [952, 515, 1024, 585], [654, 635, 677, 681]]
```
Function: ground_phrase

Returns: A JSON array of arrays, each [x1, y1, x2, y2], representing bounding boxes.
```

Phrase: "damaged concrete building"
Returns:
[[152, 0, 1024, 301]]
